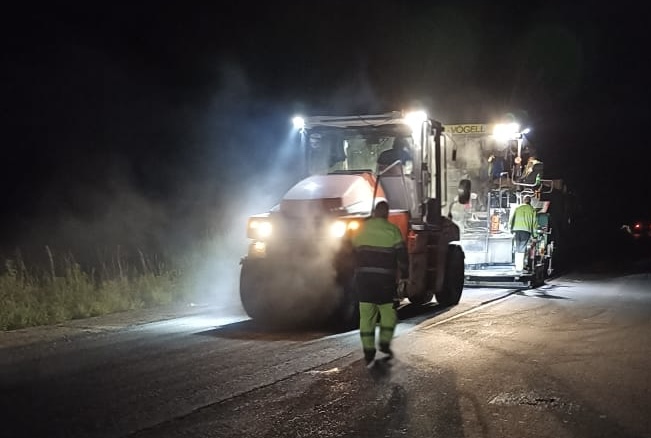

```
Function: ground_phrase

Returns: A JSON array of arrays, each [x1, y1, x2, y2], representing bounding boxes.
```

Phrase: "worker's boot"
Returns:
[[515, 252, 524, 272], [364, 348, 376, 368], [379, 342, 394, 361]]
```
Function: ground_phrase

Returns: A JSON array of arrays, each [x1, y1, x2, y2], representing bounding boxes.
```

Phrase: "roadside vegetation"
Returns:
[[0, 246, 186, 331]]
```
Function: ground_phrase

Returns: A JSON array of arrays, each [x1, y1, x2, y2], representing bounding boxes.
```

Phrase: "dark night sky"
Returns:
[[1, 1, 649, 254]]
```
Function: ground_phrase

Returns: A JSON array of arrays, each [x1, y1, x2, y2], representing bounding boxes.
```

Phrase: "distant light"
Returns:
[[493, 122, 521, 142], [292, 116, 305, 130]]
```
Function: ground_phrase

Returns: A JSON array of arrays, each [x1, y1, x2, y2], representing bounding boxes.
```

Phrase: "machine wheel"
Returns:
[[241, 258, 351, 329], [530, 263, 545, 288], [239, 259, 272, 324], [328, 281, 359, 331], [407, 279, 434, 305], [435, 245, 464, 306]]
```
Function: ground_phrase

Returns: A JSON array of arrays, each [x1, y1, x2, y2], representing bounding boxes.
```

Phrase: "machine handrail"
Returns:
[[511, 175, 554, 194]]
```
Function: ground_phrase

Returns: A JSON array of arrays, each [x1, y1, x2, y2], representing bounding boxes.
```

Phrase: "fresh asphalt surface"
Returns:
[[1, 257, 650, 438]]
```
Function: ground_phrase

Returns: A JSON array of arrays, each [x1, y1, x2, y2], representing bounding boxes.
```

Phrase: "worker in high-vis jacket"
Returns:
[[351, 201, 409, 367], [510, 195, 537, 272]]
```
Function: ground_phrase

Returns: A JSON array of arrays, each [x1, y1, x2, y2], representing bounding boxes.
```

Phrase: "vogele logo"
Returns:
[[444, 124, 489, 134]]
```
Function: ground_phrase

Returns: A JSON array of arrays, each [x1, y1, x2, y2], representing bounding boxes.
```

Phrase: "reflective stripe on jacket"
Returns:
[[351, 218, 409, 303], [352, 218, 407, 273], [510, 203, 537, 234]]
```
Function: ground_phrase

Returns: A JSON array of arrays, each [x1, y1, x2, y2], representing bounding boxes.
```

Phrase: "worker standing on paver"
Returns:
[[510, 195, 537, 272]]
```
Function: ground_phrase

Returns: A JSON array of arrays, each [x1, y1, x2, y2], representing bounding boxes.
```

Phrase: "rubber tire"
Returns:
[[530, 263, 545, 288], [435, 245, 464, 307], [408, 286, 434, 305], [239, 259, 270, 323], [328, 282, 359, 331], [241, 259, 356, 330]]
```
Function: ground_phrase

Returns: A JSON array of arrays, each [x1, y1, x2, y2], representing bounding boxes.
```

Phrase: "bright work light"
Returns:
[[329, 220, 361, 238], [292, 116, 305, 130], [248, 219, 273, 239], [493, 122, 521, 142], [404, 110, 428, 136]]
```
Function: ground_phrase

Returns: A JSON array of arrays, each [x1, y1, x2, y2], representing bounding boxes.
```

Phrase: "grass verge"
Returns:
[[0, 247, 183, 331]]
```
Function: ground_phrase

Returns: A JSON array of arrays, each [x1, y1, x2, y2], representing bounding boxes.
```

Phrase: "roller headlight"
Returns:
[[253, 241, 266, 254], [248, 219, 273, 240], [329, 220, 361, 238], [330, 221, 348, 238], [347, 220, 360, 231]]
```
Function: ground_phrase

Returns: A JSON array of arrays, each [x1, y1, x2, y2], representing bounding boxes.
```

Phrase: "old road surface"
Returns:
[[1, 263, 650, 438]]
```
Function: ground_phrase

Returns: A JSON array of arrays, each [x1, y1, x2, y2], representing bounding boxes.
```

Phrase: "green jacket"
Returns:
[[352, 217, 409, 303], [352, 217, 408, 279], [510, 203, 537, 234]]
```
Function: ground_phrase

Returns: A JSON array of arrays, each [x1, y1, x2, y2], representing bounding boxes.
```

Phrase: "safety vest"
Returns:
[[352, 217, 408, 279], [510, 203, 537, 234]]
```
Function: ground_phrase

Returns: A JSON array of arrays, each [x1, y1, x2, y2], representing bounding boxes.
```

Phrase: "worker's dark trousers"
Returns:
[[513, 230, 531, 272], [359, 302, 397, 360], [513, 230, 531, 252]]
